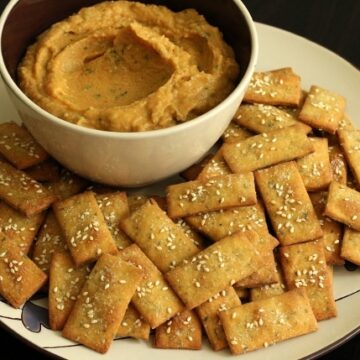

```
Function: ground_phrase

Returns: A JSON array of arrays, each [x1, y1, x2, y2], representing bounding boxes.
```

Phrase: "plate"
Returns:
[[1, 22, 360, 360]]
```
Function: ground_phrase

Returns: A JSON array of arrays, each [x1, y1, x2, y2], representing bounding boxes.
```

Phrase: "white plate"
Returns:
[[1, 22, 360, 360]]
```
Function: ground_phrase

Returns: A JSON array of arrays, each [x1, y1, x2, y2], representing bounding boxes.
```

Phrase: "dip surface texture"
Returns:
[[18, 1, 239, 132]]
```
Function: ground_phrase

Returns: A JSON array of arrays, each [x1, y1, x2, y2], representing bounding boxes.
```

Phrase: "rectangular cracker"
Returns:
[[96, 192, 132, 251], [174, 218, 206, 249], [243, 67, 302, 106], [222, 125, 314, 174], [0, 201, 45, 255], [0, 122, 48, 169], [235, 104, 311, 134], [62, 254, 143, 353], [25, 159, 61, 182], [53, 191, 117, 267], [0, 235, 47, 308], [338, 114, 356, 131], [310, 192, 344, 265], [49, 252, 90, 330], [299, 85, 346, 134], [166, 173, 256, 218], [32, 211, 68, 273], [219, 288, 318, 355], [154, 310, 202, 350], [222, 121, 253, 143], [250, 271, 286, 302], [196, 149, 232, 181], [329, 144, 348, 185], [296, 138, 332, 191], [121, 199, 199, 272], [196, 287, 241, 351], [255, 161, 323, 245], [116, 304, 150, 340], [279, 240, 337, 320], [324, 182, 360, 231], [118, 244, 184, 328], [180, 154, 213, 181], [338, 129, 360, 186], [341, 227, 360, 266], [0, 160, 56, 216], [166, 231, 263, 309]]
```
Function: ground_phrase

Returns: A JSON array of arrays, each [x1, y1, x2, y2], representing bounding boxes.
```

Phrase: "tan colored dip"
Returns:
[[18, 1, 239, 132]]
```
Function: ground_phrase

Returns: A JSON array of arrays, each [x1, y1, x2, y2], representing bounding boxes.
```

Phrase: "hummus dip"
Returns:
[[18, 1, 239, 132]]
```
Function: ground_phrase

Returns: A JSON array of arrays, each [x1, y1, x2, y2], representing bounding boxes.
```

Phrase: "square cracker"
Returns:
[[255, 161, 323, 245], [62, 253, 143, 353], [222, 125, 314, 174], [116, 304, 150, 340], [49, 252, 90, 330], [166, 231, 263, 309], [118, 244, 184, 328], [32, 211, 68, 274], [166, 173, 256, 218], [0, 122, 48, 169], [154, 310, 202, 350], [235, 104, 311, 134], [196, 149, 232, 181], [243, 67, 302, 106], [296, 138, 332, 191], [53, 191, 118, 267], [299, 86, 346, 134], [0, 235, 47, 308], [121, 199, 199, 272], [338, 129, 360, 186], [196, 287, 241, 351], [222, 121, 253, 143], [279, 240, 337, 321], [0, 160, 56, 216], [324, 182, 360, 231], [219, 288, 318, 355], [329, 144, 348, 185], [0, 201, 45, 255], [309, 192, 344, 265], [341, 227, 360, 266]]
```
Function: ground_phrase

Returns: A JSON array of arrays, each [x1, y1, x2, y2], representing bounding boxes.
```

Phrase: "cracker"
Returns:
[[116, 304, 151, 340], [196, 149, 232, 181], [0, 160, 56, 216], [32, 211, 68, 273], [0, 122, 48, 169], [243, 67, 302, 106], [341, 227, 360, 266], [121, 199, 199, 272], [220, 288, 318, 355], [0, 235, 47, 308], [338, 129, 360, 186], [329, 144, 348, 185], [235, 104, 311, 134], [62, 253, 143, 353], [250, 269, 286, 302], [25, 159, 61, 182], [324, 182, 360, 231], [309, 192, 344, 265], [174, 218, 206, 249], [166, 173, 256, 218], [255, 161, 323, 245], [0, 201, 45, 255], [118, 244, 184, 328], [299, 86, 346, 134], [338, 114, 356, 131], [180, 154, 213, 181], [96, 192, 132, 251], [154, 310, 202, 350], [279, 240, 337, 320], [196, 287, 241, 351], [221, 121, 253, 143], [166, 231, 263, 309], [53, 191, 117, 266], [48, 252, 89, 330], [296, 138, 332, 191], [222, 125, 314, 174]]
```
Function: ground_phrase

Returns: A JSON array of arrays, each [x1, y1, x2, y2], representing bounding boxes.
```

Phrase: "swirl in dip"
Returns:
[[18, 1, 239, 132]]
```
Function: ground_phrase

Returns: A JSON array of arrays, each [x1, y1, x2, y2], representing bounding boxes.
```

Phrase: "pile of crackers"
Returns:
[[0, 67, 359, 355]]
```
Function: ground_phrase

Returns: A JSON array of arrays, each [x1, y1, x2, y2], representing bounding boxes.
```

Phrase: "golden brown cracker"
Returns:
[[329, 144, 348, 185], [180, 154, 213, 181], [338, 114, 356, 131], [196, 149, 232, 181], [255, 161, 323, 245], [174, 218, 206, 249], [341, 227, 360, 266], [222, 121, 253, 143]]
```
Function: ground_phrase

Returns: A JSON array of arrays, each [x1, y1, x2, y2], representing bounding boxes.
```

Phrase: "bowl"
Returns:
[[0, 0, 258, 187]]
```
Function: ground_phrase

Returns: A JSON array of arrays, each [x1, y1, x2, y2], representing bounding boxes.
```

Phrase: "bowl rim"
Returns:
[[0, 0, 258, 140]]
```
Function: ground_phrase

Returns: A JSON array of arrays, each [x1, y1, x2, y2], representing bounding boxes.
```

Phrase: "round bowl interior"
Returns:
[[0, 0, 257, 186]]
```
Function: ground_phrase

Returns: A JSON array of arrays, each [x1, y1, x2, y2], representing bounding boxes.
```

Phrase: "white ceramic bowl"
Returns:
[[0, 0, 257, 187]]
